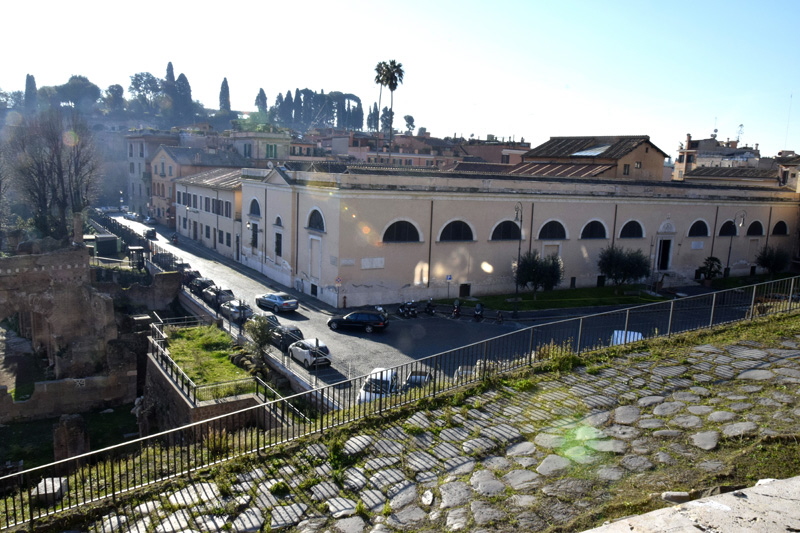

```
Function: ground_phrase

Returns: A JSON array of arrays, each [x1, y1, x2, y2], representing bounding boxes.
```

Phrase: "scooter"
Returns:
[[473, 303, 484, 322], [398, 301, 418, 318], [451, 299, 461, 319], [424, 299, 436, 315], [171, 233, 178, 245]]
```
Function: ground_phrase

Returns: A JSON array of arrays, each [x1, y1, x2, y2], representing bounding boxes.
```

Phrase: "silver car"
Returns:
[[256, 292, 299, 313]]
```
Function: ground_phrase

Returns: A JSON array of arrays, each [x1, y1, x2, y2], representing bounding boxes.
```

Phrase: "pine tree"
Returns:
[[161, 62, 177, 116], [219, 78, 231, 113], [24, 74, 37, 115]]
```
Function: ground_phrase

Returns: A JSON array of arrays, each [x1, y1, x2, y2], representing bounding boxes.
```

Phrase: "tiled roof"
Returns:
[[175, 168, 242, 189], [686, 167, 778, 179], [523, 136, 667, 159], [508, 162, 614, 177], [448, 162, 513, 173], [161, 146, 249, 167]]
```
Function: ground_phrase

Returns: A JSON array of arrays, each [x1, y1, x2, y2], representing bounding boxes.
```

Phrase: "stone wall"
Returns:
[[91, 270, 182, 311], [0, 371, 137, 423], [0, 247, 117, 378]]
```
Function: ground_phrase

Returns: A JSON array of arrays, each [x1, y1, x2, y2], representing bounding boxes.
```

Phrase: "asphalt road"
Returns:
[[111, 215, 524, 385]]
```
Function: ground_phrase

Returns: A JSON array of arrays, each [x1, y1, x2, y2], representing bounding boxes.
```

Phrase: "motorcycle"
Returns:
[[451, 299, 461, 319], [473, 303, 484, 322], [171, 233, 178, 245], [398, 301, 418, 318], [424, 299, 436, 315]]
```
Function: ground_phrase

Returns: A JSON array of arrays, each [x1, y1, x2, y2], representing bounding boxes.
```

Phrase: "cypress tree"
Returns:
[[219, 77, 231, 113], [24, 74, 37, 115], [255, 88, 267, 115]]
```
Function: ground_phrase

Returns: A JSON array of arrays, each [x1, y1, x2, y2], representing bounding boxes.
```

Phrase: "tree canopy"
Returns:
[[597, 246, 651, 286]]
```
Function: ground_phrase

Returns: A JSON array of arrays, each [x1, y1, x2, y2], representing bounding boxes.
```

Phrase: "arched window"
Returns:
[[249, 199, 261, 217], [308, 209, 325, 231], [539, 221, 566, 240], [688, 220, 709, 237], [619, 221, 644, 239], [719, 220, 737, 236], [580, 221, 606, 239], [491, 221, 521, 241], [383, 221, 420, 242], [773, 221, 789, 235], [746, 221, 763, 236], [440, 221, 473, 241]]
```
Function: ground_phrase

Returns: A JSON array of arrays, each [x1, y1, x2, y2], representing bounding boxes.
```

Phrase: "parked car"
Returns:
[[124, 212, 143, 222], [327, 309, 389, 333], [288, 339, 331, 369], [255, 312, 281, 328], [256, 292, 299, 313], [143, 228, 156, 240], [358, 368, 399, 403], [269, 325, 304, 352], [143, 216, 157, 225], [188, 277, 214, 296], [201, 286, 235, 306], [220, 301, 254, 322]]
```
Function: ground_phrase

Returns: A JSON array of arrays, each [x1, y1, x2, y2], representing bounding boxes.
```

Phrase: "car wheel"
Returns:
[[303, 358, 310, 370], [272, 304, 279, 313], [365, 325, 374, 333], [329, 321, 338, 330]]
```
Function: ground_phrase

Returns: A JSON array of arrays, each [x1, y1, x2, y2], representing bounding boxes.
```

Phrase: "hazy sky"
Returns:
[[3, 0, 799, 158]]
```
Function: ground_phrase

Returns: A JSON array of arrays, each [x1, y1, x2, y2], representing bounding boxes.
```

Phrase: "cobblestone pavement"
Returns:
[[83, 338, 800, 533]]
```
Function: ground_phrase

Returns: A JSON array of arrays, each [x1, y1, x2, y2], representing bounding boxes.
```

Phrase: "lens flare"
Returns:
[[63, 130, 79, 147], [481, 261, 494, 273]]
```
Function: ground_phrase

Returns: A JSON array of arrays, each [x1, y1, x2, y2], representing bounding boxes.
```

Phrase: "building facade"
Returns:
[[235, 163, 799, 308]]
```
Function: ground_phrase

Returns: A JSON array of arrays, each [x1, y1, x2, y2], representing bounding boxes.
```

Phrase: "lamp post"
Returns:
[[513, 202, 523, 318], [725, 210, 747, 277]]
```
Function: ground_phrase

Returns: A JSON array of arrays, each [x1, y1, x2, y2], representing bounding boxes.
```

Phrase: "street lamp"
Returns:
[[725, 210, 747, 277], [513, 202, 523, 318]]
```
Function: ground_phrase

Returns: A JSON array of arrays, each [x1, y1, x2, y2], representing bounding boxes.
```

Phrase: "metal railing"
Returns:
[[2, 275, 799, 530]]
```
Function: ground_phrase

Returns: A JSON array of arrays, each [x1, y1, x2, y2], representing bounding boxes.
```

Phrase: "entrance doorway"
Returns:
[[657, 239, 672, 271]]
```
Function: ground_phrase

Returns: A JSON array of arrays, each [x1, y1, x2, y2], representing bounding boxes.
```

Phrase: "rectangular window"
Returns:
[[204, 197, 210, 212], [218, 230, 223, 243], [128, 143, 133, 157], [225, 201, 231, 218], [251, 223, 259, 248], [623, 164, 630, 176], [168, 165, 173, 176], [139, 143, 144, 157], [244, 143, 252, 158], [275, 233, 282, 257], [226, 232, 231, 247], [160, 162, 165, 175], [205, 226, 210, 239], [634, 161, 642, 169], [687, 154, 695, 163], [129, 162, 134, 174], [192, 194, 197, 208], [182, 217, 187, 229]]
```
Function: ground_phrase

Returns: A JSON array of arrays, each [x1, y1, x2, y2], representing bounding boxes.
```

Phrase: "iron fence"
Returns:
[[2, 275, 800, 530]]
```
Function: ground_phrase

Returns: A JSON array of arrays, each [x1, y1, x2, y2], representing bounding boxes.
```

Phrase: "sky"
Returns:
[[3, 0, 800, 158]]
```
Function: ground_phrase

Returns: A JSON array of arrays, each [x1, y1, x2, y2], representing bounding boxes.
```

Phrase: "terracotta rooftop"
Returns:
[[523, 135, 667, 160]]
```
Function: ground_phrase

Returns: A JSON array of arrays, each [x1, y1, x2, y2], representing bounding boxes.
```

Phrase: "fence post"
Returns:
[[749, 285, 757, 320], [709, 293, 716, 326], [528, 327, 535, 366], [623, 309, 630, 340], [576, 317, 583, 355], [667, 300, 674, 337], [791, 278, 796, 311], [110, 454, 116, 503]]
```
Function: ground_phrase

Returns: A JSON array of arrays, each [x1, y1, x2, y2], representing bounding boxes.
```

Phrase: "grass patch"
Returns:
[[166, 325, 247, 384], [460, 284, 665, 312]]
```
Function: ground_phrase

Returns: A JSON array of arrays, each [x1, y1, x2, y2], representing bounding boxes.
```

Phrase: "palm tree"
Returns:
[[374, 61, 389, 160], [384, 60, 404, 160]]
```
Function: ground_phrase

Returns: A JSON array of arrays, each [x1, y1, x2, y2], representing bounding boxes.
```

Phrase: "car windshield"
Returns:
[[303, 342, 329, 354]]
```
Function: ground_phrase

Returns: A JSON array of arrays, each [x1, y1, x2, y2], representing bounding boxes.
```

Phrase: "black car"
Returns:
[[188, 277, 214, 296], [270, 325, 305, 352], [327, 309, 389, 333], [144, 228, 156, 240]]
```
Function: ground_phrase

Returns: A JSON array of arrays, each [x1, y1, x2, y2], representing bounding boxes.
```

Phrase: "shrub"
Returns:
[[597, 246, 651, 286]]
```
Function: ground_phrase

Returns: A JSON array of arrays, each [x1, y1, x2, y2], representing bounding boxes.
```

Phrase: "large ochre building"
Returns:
[[172, 135, 800, 308]]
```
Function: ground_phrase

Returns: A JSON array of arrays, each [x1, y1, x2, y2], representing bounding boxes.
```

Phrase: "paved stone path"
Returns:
[[83, 338, 800, 533]]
